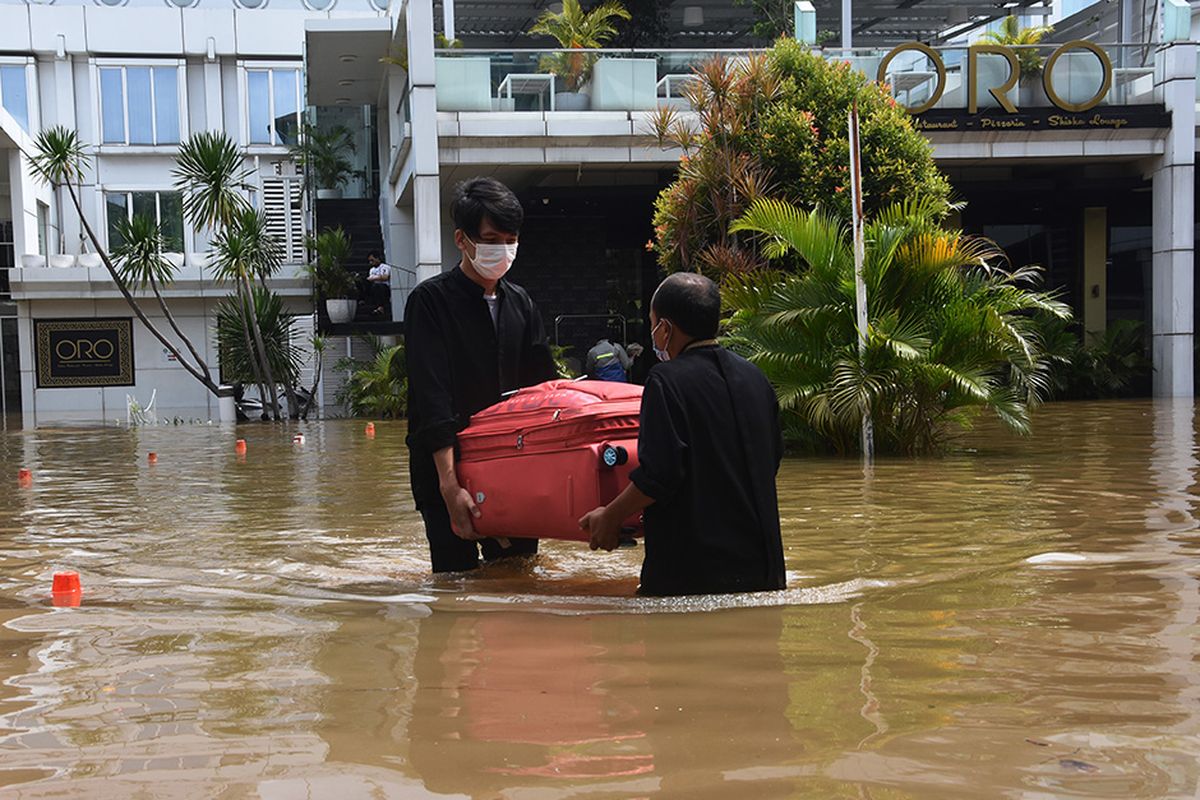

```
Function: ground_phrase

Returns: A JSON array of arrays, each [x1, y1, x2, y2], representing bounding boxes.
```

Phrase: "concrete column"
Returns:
[[841, 0, 852, 49], [1150, 43, 1196, 397], [1082, 207, 1107, 340], [443, 0, 455, 41], [204, 60, 223, 133], [406, 0, 442, 285]]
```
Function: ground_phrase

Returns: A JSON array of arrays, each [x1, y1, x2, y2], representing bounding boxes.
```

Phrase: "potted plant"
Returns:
[[304, 226, 357, 324], [290, 124, 356, 200], [530, 0, 631, 111], [981, 16, 1055, 107]]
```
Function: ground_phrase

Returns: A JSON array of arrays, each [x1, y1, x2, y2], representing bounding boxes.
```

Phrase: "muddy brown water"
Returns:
[[0, 401, 1198, 798]]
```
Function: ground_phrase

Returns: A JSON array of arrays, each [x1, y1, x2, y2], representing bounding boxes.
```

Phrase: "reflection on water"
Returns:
[[0, 401, 1199, 798]]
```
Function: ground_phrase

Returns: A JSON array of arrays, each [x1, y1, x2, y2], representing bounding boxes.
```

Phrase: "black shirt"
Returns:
[[404, 267, 558, 508], [629, 345, 786, 596]]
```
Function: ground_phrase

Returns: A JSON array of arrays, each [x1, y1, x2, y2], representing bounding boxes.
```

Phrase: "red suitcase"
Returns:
[[456, 380, 643, 542]]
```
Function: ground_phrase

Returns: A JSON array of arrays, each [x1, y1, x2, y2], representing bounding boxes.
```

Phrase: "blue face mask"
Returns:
[[652, 320, 671, 362]]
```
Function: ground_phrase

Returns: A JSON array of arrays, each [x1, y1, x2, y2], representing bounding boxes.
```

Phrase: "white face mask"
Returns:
[[466, 236, 518, 280]]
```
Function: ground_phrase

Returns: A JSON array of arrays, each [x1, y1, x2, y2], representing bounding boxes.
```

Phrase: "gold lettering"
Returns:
[[877, 42, 948, 115], [1042, 40, 1113, 113], [968, 45, 1020, 114]]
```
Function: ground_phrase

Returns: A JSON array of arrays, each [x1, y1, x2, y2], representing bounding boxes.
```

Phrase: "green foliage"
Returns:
[[303, 226, 357, 299], [550, 344, 580, 378], [530, 0, 631, 92], [110, 214, 176, 289], [335, 336, 407, 418], [724, 198, 1072, 454], [209, 207, 285, 284], [216, 287, 302, 387], [29, 126, 89, 186], [289, 124, 356, 192], [173, 131, 252, 230], [733, 0, 799, 40], [651, 39, 951, 275], [1038, 317, 1151, 399], [980, 16, 1055, 78]]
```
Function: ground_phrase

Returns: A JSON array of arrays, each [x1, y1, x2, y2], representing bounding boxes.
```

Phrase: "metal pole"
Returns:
[[848, 102, 874, 463], [841, 0, 852, 50], [443, 0, 455, 41]]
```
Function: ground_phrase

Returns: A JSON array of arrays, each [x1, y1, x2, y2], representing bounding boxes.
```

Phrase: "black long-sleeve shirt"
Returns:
[[404, 267, 558, 508], [630, 345, 786, 596]]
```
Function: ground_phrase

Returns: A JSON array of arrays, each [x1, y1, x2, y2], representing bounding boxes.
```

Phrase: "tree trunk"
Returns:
[[148, 271, 214, 382], [242, 275, 281, 421], [65, 181, 221, 396], [237, 286, 271, 420]]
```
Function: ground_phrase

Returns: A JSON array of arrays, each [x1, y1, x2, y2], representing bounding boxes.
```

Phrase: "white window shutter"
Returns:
[[262, 176, 305, 265]]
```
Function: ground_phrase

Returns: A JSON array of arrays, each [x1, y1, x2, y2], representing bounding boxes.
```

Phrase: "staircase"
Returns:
[[313, 197, 398, 334]]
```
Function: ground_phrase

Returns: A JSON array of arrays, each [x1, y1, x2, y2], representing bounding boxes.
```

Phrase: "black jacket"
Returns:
[[404, 267, 558, 508], [630, 345, 785, 596]]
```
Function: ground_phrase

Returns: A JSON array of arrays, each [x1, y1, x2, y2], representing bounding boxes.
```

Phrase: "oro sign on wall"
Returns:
[[34, 318, 135, 388]]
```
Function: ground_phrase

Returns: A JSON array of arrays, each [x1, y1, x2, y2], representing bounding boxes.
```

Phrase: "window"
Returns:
[[246, 67, 301, 146], [99, 65, 181, 145], [105, 192, 185, 253], [262, 177, 305, 264], [0, 65, 29, 131]]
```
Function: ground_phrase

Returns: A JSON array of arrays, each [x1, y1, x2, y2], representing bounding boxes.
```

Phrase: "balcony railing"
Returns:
[[426, 43, 1163, 117]]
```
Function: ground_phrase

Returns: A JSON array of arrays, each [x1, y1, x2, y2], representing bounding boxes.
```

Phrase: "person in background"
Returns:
[[586, 337, 632, 382], [627, 342, 653, 386], [579, 273, 786, 596], [405, 177, 558, 573], [362, 251, 392, 316]]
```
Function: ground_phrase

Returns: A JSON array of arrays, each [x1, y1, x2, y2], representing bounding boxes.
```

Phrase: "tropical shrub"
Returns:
[[216, 287, 303, 389], [304, 227, 357, 300], [651, 38, 951, 274], [724, 198, 1072, 454], [1039, 317, 1152, 399], [980, 16, 1055, 79], [336, 336, 407, 418]]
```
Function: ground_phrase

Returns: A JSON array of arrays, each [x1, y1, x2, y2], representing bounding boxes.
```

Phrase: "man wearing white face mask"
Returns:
[[404, 177, 558, 573]]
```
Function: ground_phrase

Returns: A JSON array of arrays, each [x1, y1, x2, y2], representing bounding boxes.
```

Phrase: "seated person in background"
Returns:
[[362, 251, 392, 316], [586, 337, 632, 382], [579, 273, 786, 597]]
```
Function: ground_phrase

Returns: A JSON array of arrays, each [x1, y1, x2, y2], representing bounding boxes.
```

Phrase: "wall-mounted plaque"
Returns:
[[35, 318, 135, 388]]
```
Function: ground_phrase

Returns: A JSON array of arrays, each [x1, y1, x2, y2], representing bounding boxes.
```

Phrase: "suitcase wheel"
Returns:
[[601, 444, 629, 468]]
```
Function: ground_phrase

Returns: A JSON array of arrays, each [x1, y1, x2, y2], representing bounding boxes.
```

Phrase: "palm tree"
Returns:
[[210, 207, 288, 420], [110, 213, 217, 387], [216, 286, 302, 401], [981, 16, 1055, 79], [335, 336, 407, 418], [530, 0, 631, 92], [289, 124, 356, 196], [27, 127, 221, 397], [725, 197, 1072, 454], [175, 132, 297, 420]]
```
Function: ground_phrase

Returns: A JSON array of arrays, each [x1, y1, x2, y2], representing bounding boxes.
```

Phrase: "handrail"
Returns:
[[434, 42, 1169, 55]]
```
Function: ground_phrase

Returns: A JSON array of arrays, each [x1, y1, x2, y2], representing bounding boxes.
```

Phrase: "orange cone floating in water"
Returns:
[[365, 422, 375, 438], [51, 571, 82, 607], [147, 452, 158, 465], [293, 434, 305, 445], [235, 439, 247, 455], [17, 468, 32, 487]]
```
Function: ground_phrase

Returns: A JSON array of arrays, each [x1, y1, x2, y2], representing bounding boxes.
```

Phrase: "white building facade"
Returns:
[[1, 0, 1197, 424]]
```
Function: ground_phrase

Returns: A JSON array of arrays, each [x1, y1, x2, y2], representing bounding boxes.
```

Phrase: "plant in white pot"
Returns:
[[304, 227, 358, 324], [290, 124, 356, 200], [530, 0, 630, 111], [980, 16, 1055, 107]]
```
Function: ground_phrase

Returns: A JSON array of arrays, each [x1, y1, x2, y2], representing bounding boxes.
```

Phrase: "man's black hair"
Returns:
[[651, 273, 720, 340], [451, 177, 524, 239], [367, 250, 382, 261]]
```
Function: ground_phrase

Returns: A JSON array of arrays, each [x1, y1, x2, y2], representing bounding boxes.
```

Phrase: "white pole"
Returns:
[[443, 0, 456, 41], [841, 0, 852, 50], [848, 102, 874, 462]]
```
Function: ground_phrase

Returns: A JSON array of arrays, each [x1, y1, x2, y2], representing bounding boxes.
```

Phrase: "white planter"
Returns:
[[217, 386, 237, 424], [77, 253, 103, 268], [325, 298, 356, 324], [49, 254, 76, 268], [21, 254, 46, 269], [554, 91, 591, 111], [163, 252, 185, 269], [317, 188, 344, 200], [185, 252, 209, 269]]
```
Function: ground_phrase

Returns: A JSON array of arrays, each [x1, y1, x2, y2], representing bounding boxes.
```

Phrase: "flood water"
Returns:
[[0, 401, 1198, 798]]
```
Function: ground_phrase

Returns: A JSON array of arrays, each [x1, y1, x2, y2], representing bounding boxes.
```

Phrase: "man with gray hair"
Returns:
[[579, 273, 786, 596]]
